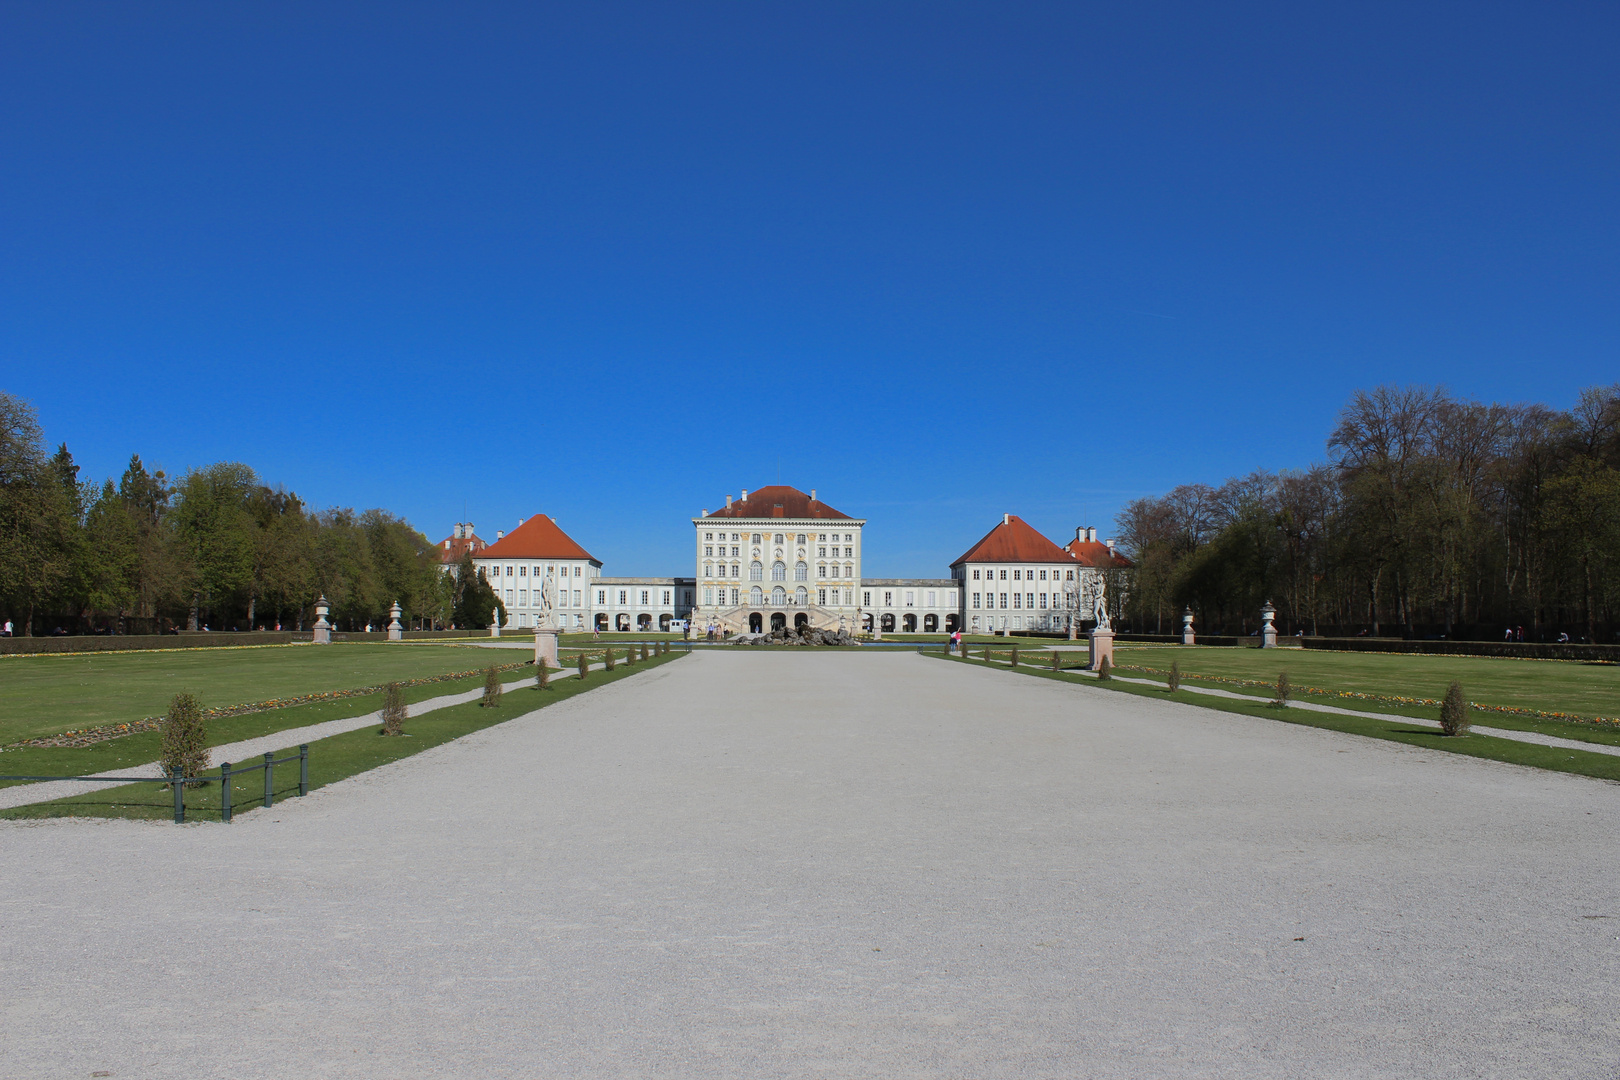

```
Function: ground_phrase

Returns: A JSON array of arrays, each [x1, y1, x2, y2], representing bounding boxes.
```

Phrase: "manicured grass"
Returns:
[[0, 642, 537, 744], [0, 649, 686, 821], [929, 652, 1620, 784], [1108, 644, 1619, 722]]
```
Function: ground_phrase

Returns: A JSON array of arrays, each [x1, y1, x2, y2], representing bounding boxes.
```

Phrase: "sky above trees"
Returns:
[[2, 3, 1616, 576]]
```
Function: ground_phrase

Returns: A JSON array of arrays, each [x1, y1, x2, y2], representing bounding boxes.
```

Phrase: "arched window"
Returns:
[[750, 561, 763, 580], [794, 561, 807, 581], [795, 586, 808, 606], [750, 586, 763, 606], [771, 561, 786, 581], [771, 586, 786, 606]]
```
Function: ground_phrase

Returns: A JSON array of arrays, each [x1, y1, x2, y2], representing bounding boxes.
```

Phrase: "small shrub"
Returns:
[[1010, 646, 1019, 667], [577, 651, 589, 680], [481, 666, 503, 707], [1097, 656, 1112, 681], [536, 660, 551, 691], [604, 648, 615, 671], [1167, 659, 1181, 692], [159, 692, 209, 787], [626, 643, 636, 666], [380, 681, 407, 734], [1440, 681, 1470, 736], [1272, 671, 1291, 707]]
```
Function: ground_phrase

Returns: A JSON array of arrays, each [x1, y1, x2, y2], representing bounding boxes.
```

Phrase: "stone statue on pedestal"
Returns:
[[1092, 579, 1111, 631]]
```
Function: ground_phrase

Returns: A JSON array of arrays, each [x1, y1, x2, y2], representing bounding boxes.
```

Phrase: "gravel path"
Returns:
[[2, 651, 1617, 1079]]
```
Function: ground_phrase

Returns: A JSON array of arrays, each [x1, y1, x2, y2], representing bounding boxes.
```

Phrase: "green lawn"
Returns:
[[1, 649, 686, 822], [1106, 644, 1620, 722], [0, 642, 533, 744], [930, 652, 1620, 784]]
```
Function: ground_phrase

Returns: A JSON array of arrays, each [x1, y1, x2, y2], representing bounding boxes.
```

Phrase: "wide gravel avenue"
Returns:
[[3, 651, 1617, 1078]]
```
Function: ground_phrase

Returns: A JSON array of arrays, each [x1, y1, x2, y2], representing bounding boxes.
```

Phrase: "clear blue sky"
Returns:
[[3, 3, 1616, 576]]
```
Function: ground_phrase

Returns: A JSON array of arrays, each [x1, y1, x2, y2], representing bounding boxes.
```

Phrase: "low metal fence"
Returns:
[[1, 743, 310, 824]]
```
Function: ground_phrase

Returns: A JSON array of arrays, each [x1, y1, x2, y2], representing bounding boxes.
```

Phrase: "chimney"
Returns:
[[517, 518, 523, 528], [811, 489, 817, 502], [1090, 527, 1099, 542], [701, 509, 709, 517], [444, 540, 451, 550], [1107, 539, 1115, 556], [741, 489, 749, 502], [496, 530, 504, 541], [725, 495, 732, 508], [1003, 513, 1010, 525]]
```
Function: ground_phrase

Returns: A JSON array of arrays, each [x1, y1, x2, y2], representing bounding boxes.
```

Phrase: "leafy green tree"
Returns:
[[169, 463, 257, 629]]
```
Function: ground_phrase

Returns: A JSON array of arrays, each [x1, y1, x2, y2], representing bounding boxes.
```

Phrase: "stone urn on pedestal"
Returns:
[[312, 596, 331, 645], [1182, 606, 1196, 646], [387, 601, 403, 641], [1260, 601, 1277, 648]]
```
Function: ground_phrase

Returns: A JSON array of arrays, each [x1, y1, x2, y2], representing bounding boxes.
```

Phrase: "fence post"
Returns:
[[299, 744, 309, 796], [172, 767, 184, 824], [221, 762, 233, 823], [263, 752, 275, 808]]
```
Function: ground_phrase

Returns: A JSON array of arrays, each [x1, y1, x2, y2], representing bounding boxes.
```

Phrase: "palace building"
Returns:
[[442, 486, 1128, 635]]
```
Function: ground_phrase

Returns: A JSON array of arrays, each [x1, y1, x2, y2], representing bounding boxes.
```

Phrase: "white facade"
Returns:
[[473, 555, 600, 629], [955, 561, 1082, 634], [860, 580, 960, 634], [593, 578, 696, 633]]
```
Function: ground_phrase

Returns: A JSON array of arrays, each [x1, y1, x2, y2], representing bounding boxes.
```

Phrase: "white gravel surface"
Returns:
[[3, 650, 1618, 1079]]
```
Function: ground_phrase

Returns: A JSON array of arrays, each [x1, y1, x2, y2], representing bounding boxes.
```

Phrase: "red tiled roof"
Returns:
[[951, 516, 1072, 566], [699, 485, 853, 520], [475, 515, 599, 563], [435, 534, 486, 564], [1064, 537, 1135, 569]]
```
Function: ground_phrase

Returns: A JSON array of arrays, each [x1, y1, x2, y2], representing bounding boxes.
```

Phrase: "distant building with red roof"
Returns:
[[434, 523, 487, 566], [947, 515, 1129, 635], [470, 515, 604, 631]]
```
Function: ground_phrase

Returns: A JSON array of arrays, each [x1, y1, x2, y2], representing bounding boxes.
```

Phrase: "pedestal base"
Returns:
[[1182, 631, 1195, 645], [1261, 630, 1277, 648], [312, 625, 331, 645], [387, 627, 402, 641], [1088, 629, 1115, 671], [534, 627, 561, 669], [490, 623, 501, 639]]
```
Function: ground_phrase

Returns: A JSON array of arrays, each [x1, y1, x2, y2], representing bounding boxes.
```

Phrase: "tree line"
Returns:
[[0, 391, 505, 636], [1114, 384, 1620, 642]]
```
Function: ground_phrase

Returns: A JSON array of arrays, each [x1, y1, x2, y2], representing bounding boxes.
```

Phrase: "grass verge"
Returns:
[[0, 649, 685, 821], [926, 650, 1620, 784]]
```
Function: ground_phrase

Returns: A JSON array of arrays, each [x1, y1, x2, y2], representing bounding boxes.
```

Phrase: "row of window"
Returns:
[[485, 563, 588, 579], [968, 567, 1074, 582], [506, 589, 584, 608], [970, 592, 1076, 609], [863, 590, 956, 608], [593, 588, 681, 607], [701, 587, 861, 607], [702, 562, 856, 579], [701, 544, 857, 559], [704, 532, 856, 544]]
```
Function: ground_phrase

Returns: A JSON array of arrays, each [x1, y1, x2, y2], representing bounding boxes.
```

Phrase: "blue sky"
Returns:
[[3, 2, 1616, 576]]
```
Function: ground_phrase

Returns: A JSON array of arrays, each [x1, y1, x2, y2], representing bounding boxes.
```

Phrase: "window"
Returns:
[[1027, 593, 1034, 609], [729, 588, 739, 605], [794, 561, 807, 581], [927, 591, 936, 606], [752, 534, 761, 544], [519, 589, 528, 606], [1039, 593, 1047, 609], [818, 534, 826, 542], [639, 590, 649, 604], [1039, 569, 1047, 581], [704, 546, 713, 556], [704, 588, 713, 605], [818, 588, 827, 604], [884, 591, 893, 606], [618, 590, 627, 604], [796, 534, 805, 544], [731, 546, 739, 557], [999, 569, 1008, 580], [972, 592, 981, 609], [505, 589, 513, 604], [596, 589, 605, 605], [703, 563, 712, 578], [1000, 593, 1008, 609], [505, 566, 513, 577], [1012, 593, 1021, 609], [817, 546, 826, 557], [662, 590, 670, 604], [1013, 569, 1021, 581], [519, 566, 527, 577], [771, 561, 786, 581], [844, 547, 852, 557], [972, 569, 980, 580], [817, 564, 827, 578], [573, 590, 581, 606], [1066, 569, 1074, 580], [845, 534, 852, 542], [705, 532, 713, 540], [863, 591, 872, 606], [750, 561, 763, 580]]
